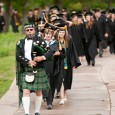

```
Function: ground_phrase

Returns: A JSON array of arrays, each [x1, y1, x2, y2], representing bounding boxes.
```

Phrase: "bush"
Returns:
[[0, 32, 24, 57], [0, 32, 24, 98]]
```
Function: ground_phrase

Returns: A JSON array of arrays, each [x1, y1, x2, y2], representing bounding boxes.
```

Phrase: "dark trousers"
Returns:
[[99, 42, 104, 56], [109, 42, 115, 54], [42, 77, 53, 105], [12, 25, 19, 33], [43, 61, 54, 105]]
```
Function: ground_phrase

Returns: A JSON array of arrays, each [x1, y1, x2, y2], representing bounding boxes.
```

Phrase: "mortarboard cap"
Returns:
[[58, 13, 65, 18], [52, 18, 68, 30], [85, 11, 93, 16], [101, 10, 106, 14], [77, 13, 82, 18], [94, 8, 101, 12], [70, 10, 77, 18], [110, 9, 115, 14], [34, 8, 38, 11], [50, 5, 60, 11]]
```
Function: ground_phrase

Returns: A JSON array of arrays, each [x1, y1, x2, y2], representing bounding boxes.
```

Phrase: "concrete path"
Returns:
[[0, 51, 115, 115]]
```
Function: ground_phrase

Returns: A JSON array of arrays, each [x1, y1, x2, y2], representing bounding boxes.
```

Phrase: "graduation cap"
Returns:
[[50, 5, 60, 11], [71, 10, 77, 14], [94, 8, 101, 12], [85, 11, 93, 16], [62, 8, 67, 12], [110, 9, 115, 14], [77, 13, 83, 18], [34, 8, 38, 11], [101, 10, 106, 14], [58, 13, 64, 18], [70, 10, 77, 18], [51, 18, 66, 26], [50, 13, 58, 18], [49, 13, 58, 22], [24, 22, 35, 29], [28, 9, 33, 12], [51, 18, 68, 30], [44, 23, 58, 31], [61, 8, 67, 15], [37, 18, 46, 27]]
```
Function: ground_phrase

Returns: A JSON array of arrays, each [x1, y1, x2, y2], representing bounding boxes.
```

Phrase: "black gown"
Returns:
[[69, 24, 84, 56], [0, 15, 5, 32], [108, 19, 115, 54], [42, 40, 59, 105], [94, 16, 109, 48], [82, 23, 99, 64], [53, 36, 81, 94]]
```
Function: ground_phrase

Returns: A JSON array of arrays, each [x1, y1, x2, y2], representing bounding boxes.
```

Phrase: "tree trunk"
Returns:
[[21, 1, 29, 34], [4, 2, 12, 32], [53, 0, 60, 6], [107, 0, 111, 8]]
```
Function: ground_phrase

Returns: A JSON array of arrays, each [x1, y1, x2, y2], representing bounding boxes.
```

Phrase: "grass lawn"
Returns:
[[0, 56, 15, 98], [0, 31, 24, 98]]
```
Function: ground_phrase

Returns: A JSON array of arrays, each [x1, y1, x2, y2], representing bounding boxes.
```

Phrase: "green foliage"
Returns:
[[0, 31, 23, 98], [0, 56, 15, 98], [0, 32, 24, 57], [0, 79, 12, 98], [69, 2, 82, 10]]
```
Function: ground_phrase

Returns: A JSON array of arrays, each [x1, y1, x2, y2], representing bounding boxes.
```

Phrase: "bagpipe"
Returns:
[[33, 40, 49, 57]]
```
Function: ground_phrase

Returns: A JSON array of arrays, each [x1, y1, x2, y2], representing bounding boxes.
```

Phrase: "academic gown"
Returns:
[[53, 36, 81, 93], [82, 23, 99, 61], [108, 19, 115, 53], [94, 16, 109, 48], [42, 40, 59, 104], [0, 15, 5, 32], [69, 24, 84, 56]]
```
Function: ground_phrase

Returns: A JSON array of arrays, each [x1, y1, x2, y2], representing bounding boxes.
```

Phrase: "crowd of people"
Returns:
[[26, 6, 115, 64], [15, 5, 115, 115], [0, 8, 21, 33]]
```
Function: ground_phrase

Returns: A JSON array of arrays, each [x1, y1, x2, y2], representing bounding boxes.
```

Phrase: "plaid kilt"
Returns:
[[21, 68, 49, 91]]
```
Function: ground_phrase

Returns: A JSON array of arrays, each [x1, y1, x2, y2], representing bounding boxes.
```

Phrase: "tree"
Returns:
[[0, 0, 115, 32]]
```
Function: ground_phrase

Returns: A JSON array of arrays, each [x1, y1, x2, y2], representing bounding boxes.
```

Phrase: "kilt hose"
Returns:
[[21, 68, 50, 91]]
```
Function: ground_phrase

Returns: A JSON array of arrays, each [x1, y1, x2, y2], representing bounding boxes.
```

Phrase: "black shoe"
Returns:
[[99, 54, 102, 57], [25, 114, 29, 115], [35, 113, 40, 115], [56, 92, 60, 98], [43, 98, 46, 102], [87, 62, 90, 66], [47, 104, 53, 110], [92, 60, 95, 66]]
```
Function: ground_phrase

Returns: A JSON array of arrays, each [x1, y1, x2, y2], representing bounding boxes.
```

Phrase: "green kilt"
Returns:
[[21, 68, 49, 91]]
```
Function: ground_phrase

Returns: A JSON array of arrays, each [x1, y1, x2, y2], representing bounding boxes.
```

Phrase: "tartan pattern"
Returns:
[[21, 68, 49, 90]]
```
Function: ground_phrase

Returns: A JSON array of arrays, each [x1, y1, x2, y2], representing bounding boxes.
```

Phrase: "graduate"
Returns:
[[108, 10, 115, 54], [82, 12, 100, 66], [69, 12, 84, 62], [42, 27, 58, 109], [94, 9, 109, 57], [53, 20, 81, 104]]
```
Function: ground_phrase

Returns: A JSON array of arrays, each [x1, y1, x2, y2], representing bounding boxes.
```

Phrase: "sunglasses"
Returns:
[[25, 29, 34, 32]]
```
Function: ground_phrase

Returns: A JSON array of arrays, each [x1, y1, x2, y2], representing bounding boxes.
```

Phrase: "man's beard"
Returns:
[[27, 34, 35, 39]]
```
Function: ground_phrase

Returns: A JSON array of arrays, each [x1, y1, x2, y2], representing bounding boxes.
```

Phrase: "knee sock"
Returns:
[[35, 95, 42, 113], [22, 96, 30, 114]]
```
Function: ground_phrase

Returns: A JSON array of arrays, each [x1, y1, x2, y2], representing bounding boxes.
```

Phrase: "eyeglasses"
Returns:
[[25, 29, 34, 32]]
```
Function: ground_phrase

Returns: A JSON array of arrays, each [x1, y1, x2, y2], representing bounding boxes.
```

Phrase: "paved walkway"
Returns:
[[0, 51, 115, 115]]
